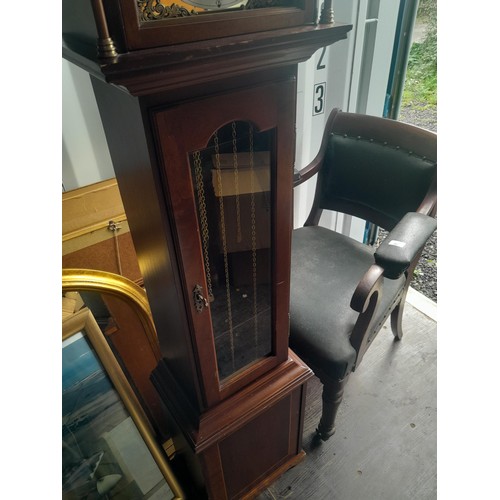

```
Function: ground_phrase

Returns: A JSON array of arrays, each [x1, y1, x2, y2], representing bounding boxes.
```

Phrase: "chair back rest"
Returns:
[[317, 111, 437, 231]]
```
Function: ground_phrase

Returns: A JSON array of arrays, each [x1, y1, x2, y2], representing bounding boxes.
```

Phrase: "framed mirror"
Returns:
[[62, 270, 185, 499]]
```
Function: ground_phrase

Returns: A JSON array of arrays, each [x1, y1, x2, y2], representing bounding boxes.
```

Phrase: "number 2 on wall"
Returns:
[[316, 46, 327, 70], [313, 82, 326, 115]]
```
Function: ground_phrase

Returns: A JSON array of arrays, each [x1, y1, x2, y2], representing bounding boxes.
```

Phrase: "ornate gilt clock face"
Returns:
[[138, 0, 251, 21], [137, 0, 294, 23]]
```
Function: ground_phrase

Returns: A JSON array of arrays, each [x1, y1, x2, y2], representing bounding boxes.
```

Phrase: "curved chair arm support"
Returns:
[[349, 264, 384, 366], [375, 212, 437, 280], [350, 264, 384, 314], [293, 108, 341, 187]]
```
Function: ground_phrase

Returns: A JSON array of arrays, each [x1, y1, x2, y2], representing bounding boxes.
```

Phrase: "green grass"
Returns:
[[401, 0, 437, 109]]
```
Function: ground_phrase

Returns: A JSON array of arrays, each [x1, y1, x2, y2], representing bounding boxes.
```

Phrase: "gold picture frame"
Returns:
[[62, 272, 184, 499]]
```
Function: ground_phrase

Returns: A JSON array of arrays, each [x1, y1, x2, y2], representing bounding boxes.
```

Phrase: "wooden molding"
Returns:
[[64, 23, 352, 96]]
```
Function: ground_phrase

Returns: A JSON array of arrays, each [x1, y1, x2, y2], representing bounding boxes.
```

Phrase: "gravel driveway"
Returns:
[[397, 104, 437, 302]]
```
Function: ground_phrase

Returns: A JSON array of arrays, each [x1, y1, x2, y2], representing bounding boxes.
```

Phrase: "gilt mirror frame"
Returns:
[[62, 269, 161, 360], [62, 269, 185, 499]]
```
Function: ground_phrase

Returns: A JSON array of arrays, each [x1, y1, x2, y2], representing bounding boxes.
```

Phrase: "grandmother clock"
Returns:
[[63, 1, 351, 497]]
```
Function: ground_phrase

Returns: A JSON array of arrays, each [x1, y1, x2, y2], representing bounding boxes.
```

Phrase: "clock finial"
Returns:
[[319, 0, 334, 24]]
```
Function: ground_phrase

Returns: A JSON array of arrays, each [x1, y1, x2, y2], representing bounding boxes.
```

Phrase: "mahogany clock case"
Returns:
[[87, 72, 316, 499]]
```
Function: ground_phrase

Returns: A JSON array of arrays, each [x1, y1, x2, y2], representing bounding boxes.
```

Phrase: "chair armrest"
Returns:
[[350, 264, 384, 313], [375, 212, 437, 279], [293, 108, 340, 187]]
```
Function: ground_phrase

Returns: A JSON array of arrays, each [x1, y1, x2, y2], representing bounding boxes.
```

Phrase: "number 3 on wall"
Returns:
[[313, 82, 326, 116]]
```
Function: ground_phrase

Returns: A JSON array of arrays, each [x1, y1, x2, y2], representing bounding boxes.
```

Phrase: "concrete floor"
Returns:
[[257, 291, 437, 500]]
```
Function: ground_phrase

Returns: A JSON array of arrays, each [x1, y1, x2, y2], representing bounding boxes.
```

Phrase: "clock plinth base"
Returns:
[[152, 350, 313, 499]]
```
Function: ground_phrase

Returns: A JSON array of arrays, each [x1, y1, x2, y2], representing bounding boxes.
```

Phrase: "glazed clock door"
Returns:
[[153, 79, 296, 407]]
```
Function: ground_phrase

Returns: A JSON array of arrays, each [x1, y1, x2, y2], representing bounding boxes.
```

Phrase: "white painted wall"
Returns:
[[62, 59, 114, 191]]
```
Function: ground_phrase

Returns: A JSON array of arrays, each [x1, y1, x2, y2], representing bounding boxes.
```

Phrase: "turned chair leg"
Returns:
[[316, 375, 350, 441]]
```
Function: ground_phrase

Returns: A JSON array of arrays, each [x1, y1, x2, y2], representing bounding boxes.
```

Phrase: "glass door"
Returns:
[[189, 121, 273, 381]]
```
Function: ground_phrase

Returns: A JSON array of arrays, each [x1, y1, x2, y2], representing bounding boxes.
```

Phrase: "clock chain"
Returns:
[[231, 121, 243, 244], [214, 130, 235, 371], [248, 124, 259, 354], [193, 151, 214, 302]]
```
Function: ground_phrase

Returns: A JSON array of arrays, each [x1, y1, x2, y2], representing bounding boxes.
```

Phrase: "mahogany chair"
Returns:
[[290, 109, 437, 440]]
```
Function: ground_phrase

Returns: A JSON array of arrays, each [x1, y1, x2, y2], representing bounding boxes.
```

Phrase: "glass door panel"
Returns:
[[189, 121, 273, 381]]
